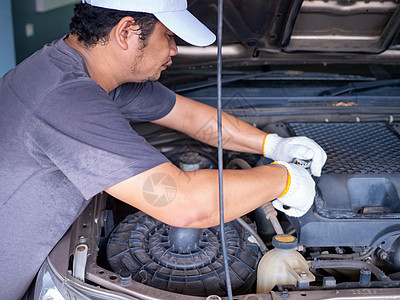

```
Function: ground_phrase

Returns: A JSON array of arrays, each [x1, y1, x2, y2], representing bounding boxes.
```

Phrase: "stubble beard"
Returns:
[[129, 50, 162, 83], [133, 73, 160, 83], [146, 73, 161, 82]]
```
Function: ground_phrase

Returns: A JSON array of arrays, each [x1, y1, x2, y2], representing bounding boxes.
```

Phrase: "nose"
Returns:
[[170, 38, 178, 57]]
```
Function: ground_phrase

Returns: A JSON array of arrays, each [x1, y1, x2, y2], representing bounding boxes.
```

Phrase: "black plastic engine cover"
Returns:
[[266, 122, 400, 247]]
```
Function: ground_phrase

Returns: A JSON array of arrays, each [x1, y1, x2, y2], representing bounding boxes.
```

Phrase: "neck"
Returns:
[[64, 34, 119, 93]]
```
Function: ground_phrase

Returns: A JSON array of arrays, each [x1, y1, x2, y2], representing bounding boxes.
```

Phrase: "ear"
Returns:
[[112, 16, 141, 50]]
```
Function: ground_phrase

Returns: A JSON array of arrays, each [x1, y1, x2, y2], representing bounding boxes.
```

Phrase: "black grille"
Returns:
[[288, 122, 400, 174]]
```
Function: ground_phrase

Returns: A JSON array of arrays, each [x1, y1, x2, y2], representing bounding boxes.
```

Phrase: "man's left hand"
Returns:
[[263, 133, 327, 177]]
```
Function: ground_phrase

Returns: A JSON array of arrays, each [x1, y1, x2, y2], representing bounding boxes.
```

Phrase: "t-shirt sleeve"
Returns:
[[29, 81, 170, 200], [110, 81, 176, 122]]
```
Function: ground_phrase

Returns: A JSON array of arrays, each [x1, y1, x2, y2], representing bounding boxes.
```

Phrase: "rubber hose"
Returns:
[[236, 217, 268, 254]]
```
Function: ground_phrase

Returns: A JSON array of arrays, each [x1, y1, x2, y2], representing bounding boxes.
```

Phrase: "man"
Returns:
[[0, 0, 326, 299]]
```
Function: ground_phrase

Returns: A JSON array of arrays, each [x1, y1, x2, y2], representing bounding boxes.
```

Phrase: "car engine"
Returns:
[[64, 118, 400, 299]]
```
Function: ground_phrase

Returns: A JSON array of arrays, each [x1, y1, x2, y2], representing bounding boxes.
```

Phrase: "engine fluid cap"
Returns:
[[272, 234, 298, 249]]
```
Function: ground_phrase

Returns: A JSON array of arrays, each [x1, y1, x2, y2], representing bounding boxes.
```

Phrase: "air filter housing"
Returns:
[[107, 212, 261, 296]]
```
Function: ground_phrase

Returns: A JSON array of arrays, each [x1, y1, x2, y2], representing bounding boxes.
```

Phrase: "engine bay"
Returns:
[[62, 118, 400, 299]]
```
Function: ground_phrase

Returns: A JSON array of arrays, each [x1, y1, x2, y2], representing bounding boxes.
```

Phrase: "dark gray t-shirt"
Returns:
[[0, 37, 175, 300]]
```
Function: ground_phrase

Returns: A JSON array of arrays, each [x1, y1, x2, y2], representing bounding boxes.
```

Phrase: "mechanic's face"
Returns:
[[131, 22, 178, 82]]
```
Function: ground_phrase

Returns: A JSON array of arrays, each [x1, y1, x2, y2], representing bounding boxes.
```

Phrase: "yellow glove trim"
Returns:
[[262, 134, 270, 157], [271, 162, 291, 198]]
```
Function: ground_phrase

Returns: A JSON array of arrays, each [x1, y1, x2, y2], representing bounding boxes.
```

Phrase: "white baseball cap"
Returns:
[[81, 0, 216, 46]]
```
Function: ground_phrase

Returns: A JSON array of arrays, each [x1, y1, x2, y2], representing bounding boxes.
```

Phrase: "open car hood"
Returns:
[[173, 0, 400, 67]]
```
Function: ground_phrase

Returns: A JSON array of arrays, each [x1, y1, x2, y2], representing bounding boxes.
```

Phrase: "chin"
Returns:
[[147, 73, 161, 82]]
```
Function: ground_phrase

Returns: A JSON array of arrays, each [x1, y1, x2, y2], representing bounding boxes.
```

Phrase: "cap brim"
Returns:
[[154, 10, 216, 47]]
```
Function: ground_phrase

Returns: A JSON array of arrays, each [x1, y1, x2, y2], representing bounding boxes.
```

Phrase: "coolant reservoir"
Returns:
[[256, 234, 315, 293]]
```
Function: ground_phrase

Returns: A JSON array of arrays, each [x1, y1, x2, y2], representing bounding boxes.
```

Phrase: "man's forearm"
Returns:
[[189, 109, 266, 154], [154, 94, 266, 154], [105, 162, 287, 228]]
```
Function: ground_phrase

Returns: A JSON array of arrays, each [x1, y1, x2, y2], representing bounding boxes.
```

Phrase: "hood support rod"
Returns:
[[217, 0, 233, 299]]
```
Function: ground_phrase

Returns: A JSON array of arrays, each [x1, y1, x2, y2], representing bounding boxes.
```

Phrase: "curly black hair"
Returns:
[[69, 3, 158, 47]]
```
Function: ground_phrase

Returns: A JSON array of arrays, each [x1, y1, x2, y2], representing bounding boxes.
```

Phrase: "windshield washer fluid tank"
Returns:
[[256, 234, 315, 293]]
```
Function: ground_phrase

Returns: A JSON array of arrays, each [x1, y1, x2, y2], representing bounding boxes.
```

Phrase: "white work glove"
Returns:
[[263, 133, 327, 177], [272, 161, 315, 217]]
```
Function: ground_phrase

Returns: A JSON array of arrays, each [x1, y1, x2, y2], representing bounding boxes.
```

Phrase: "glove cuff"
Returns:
[[273, 161, 302, 200], [276, 161, 315, 200], [263, 133, 282, 158], [271, 162, 316, 217], [271, 162, 291, 198]]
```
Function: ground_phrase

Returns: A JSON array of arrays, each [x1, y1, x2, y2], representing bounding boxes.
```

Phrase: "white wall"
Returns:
[[0, 0, 16, 77]]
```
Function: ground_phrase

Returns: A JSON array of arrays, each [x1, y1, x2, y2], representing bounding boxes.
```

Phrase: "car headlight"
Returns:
[[34, 258, 68, 300], [34, 256, 137, 300]]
